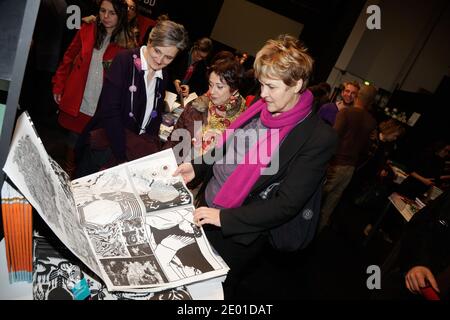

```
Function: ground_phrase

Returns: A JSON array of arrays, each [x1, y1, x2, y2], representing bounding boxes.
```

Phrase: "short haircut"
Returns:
[[193, 37, 213, 54], [148, 20, 189, 51], [343, 81, 361, 91], [208, 52, 243, 91], [254, 34, 314, 92], [357, 84, 378, 107]]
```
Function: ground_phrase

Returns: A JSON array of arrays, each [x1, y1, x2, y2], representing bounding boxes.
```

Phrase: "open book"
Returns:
[[160, 91, 199, 142], [3, 112, 228, 292], [388, 192, 426, 222], [164, 91, 198, 112]]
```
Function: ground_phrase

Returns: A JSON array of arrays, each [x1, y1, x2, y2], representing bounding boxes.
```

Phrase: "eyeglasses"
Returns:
[[128, 5, 136, 12]]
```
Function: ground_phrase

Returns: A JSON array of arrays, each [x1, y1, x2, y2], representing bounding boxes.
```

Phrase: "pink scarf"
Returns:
[[213, 89, 313, 208]]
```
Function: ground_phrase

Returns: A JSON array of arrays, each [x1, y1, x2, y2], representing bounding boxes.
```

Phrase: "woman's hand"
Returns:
[[405, 266, 440, 294], [53, 93, 61, 105], [194, 207, 221, 227], [180, 85, 190, 97], [81, 15, 96, 24], [173, 163, 195, 184]]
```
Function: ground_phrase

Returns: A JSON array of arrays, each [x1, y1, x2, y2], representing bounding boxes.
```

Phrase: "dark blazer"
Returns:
[[93, 48, 168, 161], [193, 111, 338, 245], [400, 190, 450, 275], [167, 50, 209, 96]]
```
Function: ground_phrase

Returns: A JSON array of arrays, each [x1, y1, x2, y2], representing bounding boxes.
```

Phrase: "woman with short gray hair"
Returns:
[[75, 20, 189, 177], [148, 20, 189, 51]]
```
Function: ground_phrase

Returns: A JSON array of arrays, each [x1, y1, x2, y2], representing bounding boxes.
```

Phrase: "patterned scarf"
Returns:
[[193, 93, 246, 155]]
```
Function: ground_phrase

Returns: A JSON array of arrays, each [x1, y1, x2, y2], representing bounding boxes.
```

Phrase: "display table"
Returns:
[[0, 239, 224, 300]]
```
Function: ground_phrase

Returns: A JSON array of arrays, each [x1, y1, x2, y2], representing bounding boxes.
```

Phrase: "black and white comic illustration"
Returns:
[[33, 235, 193, 300], [100, 256, 167, 287], [145, 209, 219, 281], [128, 159, 192, 212], [4, 116, 228, 294], [4, 113, 99, 276], [11, 134, 62, 231], [72, 169, 143, 226], [85, 223, 128, 258], [48, 157, 99, 273]]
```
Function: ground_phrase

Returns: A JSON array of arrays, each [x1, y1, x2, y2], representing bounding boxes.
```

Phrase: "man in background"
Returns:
[[318, 81, 360, 126], [319, 84, 378, 231]]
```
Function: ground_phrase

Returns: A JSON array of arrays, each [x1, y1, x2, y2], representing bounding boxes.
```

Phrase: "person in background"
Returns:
[[319, 84, 378, 232], [125, 0, 140, 47], [141, 14, 170, 46], [235, 51, 249, 66], [375, 190, 450, 300], [168, 37, 213, 97], [62, 0, 99, 57], [52, 0, 133, 176], [20, 0, 67, 118], [318, 81, 360, 126], [82, 0, 143, 47], [347, 119, 406, 236], [356, 118, 407, 195], [173, 35, 337, 298], [398, 142, 449, 199], [164, 52, 246, 162], [75, 20, 188, 177], [308, 82, 331, 110]]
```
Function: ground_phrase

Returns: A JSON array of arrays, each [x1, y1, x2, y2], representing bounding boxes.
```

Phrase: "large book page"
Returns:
[[3, 113, 228, 293], [3, 113, 100, 276], [72, 150, 228, 291]]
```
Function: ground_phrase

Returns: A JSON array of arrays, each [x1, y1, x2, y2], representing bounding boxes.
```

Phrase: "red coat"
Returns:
[[52, 23, 125, 133]]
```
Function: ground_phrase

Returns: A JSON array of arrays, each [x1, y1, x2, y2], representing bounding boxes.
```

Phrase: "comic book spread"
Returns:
[[3, 113, 228, 293], [32, 234, 194, 300]]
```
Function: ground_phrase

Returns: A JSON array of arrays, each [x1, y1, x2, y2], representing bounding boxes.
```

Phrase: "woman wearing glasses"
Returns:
[[76, 20, 188, 177]]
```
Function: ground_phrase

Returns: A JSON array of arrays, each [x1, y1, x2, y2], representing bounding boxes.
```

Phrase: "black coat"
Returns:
[[93, 48, 168, 161], [193, 113, 338, 245], [400, 190, 450, 276]]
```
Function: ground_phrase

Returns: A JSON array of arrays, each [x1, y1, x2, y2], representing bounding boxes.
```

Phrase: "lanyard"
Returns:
[[129, 63, 161, 133]]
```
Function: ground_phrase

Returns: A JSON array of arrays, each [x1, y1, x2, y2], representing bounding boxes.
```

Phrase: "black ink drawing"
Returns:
[[33, 236, 85, 300], [48, 157, 73, 205], [121, 218, 148, 246], [128, 161, 191, 212], [5, 116, 229, 293], [128, 243, 153, 257], [12, 135, 62, 231], [33, 235, 192, 300], [139, 180, 192, 212], [100, 256, 168, 287], [85, 223, 128, 258], [77, 191, 142, 227], [73, 171, 143, 227], [47, 158, 98, 270], [145, 210, 213, 281]]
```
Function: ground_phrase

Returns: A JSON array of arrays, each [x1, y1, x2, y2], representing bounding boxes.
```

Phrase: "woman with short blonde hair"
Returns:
[[254, 35, 314, 90], [174, 34, 337, 298]]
